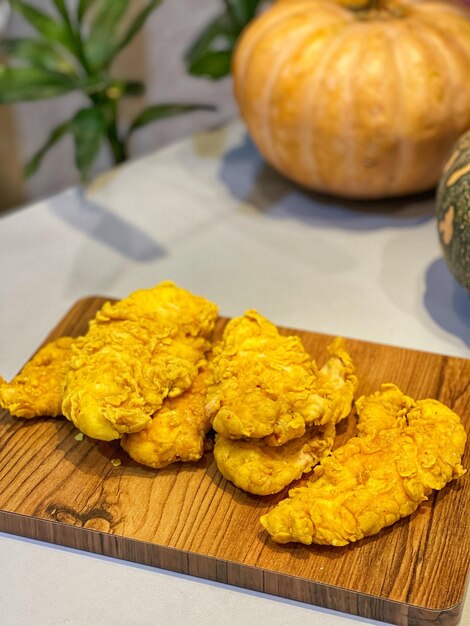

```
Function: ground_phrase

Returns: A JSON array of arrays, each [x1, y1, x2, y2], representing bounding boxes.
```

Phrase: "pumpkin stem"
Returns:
[[352, 0, 408, 19], [342, 0, 381, 10]]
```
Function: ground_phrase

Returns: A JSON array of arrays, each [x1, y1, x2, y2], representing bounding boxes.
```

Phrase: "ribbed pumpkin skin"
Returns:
[[436, 130, 470, 292], [233, 0, 470, 199]]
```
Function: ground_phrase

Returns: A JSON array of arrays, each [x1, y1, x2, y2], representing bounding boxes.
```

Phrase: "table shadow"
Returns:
[[219, 134, 435, 231], [50, 189, 166, 262], [423, 257, 470, 349]]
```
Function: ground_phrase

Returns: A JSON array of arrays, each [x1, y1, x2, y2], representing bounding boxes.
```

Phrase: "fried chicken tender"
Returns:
[[121, 368, 211, 469], [214, 422, 336, 495], [311, 337, 358, 429], [207, 311, 356, 446], [0, 337, 75, 418], [213, 339, 357, 494], [62, 282, 218, 441], [260, 384, 467, 546]]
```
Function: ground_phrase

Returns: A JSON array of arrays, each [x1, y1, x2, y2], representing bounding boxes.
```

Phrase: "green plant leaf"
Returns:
[[24, 119, 72, 177], [51, 0, 71, 23], [9, 2, 76, 55], [0, 66, 76, 103], [225, 0, 261, 25], [77, 0, 96, 23], [80, 76, 145, 98], [129, 103, 215, 134], [106, 79, 145, 98], [186, 1, 260, 79], [185, 13, 238, 63], [185, 13, 239, 79], [85, 0, 129, 71], [112, 0, 162, 60], [72, 107, 107, 181], [0, 38, 76, 75], [187, 50, 232, 80]]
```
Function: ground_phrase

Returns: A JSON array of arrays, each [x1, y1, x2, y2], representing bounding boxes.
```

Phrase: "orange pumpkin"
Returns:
[[233, 0, 470, 199]]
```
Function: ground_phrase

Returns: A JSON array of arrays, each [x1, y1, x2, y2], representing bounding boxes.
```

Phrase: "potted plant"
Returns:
[[0, 0, 214, 181]]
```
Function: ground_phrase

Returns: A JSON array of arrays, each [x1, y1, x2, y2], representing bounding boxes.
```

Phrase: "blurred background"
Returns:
[[0, 0, 237, 212]]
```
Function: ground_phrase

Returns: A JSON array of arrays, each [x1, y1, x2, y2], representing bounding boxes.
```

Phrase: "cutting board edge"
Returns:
[[0, 508, 465, 626]]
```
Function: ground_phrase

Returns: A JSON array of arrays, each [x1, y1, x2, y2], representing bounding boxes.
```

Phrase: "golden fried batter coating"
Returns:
[[260, 384, 467, 546], [214, 422, 336, 495], [62, 282, 218, 441], [309, 337, 358, 428], [121, 368, 211, 469], [0, 337, 75, 418], [207, 312, 356, 446], [207, 311, 318, 445], [213, 338, 357, 494]]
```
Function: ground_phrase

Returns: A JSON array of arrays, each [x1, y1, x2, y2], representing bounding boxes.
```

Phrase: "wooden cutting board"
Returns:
[[0, 297, 468, 626]]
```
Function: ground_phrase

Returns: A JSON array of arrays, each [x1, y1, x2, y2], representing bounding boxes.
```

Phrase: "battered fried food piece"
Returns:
[[0, 337, 75, 418], [121, 368, 211, 469], [62, 282, 218, 441], [309, 337, 358, 429], [260, 384, 467, 546], [207, 312, 356, 446], [207, 310, 315, 445], [213, 339, 357, 494], [214, 422, 336, 495]]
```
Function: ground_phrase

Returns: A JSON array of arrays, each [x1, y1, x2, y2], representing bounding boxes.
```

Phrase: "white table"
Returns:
[[0, 120, 468, 626]]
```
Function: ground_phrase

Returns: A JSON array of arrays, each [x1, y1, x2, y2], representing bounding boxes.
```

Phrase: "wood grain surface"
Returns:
[[0, 297, 469, 626]]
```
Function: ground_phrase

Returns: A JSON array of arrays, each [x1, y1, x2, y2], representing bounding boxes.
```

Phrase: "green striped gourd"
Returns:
[[436, 130, 470, 292]]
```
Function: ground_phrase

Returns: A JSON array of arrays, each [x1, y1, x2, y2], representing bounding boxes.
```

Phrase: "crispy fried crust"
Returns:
[[214, 422, 336, 495], [207, 312, 356, 446], [62, 282, 218, 441], [213, 338, 357, 494], [260, 384, 467, 546], [0, 337, 75, 418], [121, 368, 211, 469]]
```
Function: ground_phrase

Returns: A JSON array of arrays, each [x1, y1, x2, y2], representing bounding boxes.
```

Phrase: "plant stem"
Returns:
[[107, 128, 128, 164], [105, 99, 128, 165]]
